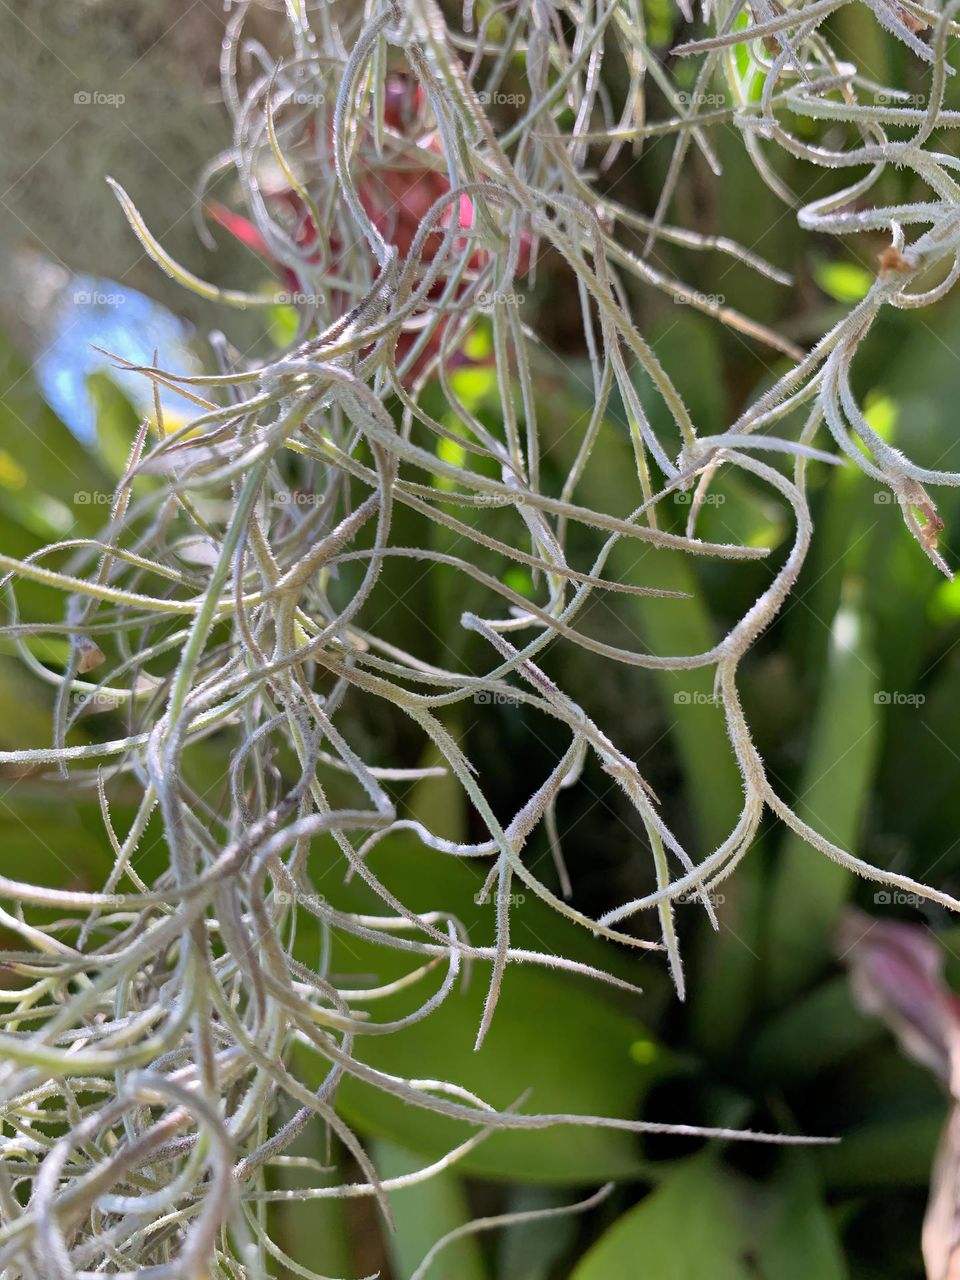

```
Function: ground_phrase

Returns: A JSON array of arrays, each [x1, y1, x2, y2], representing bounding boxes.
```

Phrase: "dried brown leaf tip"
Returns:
[[896, 477, 952, 578], [879, 242, 915, 275], [897, 4, 930, 33], [907, 477, 946, 535], [75, 636, 105, 673], [920, 506, 947, 550]]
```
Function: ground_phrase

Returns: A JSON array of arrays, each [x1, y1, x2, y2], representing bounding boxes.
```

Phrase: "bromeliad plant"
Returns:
[[3, 0, 960, 1275]]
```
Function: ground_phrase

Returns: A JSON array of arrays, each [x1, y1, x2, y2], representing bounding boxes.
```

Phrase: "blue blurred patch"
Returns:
[[35, 275, 199, 438]]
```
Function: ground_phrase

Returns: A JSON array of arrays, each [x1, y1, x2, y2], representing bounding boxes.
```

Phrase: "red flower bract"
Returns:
[[206, 74, 530, 384]]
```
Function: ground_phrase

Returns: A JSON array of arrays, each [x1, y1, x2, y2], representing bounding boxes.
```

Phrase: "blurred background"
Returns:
[[3, 3, 960, 1277]]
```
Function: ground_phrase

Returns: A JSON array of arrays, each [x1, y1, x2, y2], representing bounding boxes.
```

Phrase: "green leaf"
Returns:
[[88, 371, 142, 478], [766, 587, 881, 1002], [330, 960, 659, 1184], [406, 729, 467, 843], [571, 1155, 750, 1280], [0, 655, 62, 750], [757, 1154, 848, 1280], [269, 1165, 353, 1278], [496, 1186, 582, 1280], [817, 1112, 944, 1188], [267, 302, 300, 347], [572, 1153, 847, 1280], [0, 335, 111, 519], [748, 977, 879, 1084], [552, 371, 757, 1055], [374, 1140, 488, 1280], [295, 836, 662, 1183], [814, 260, 874, 304]]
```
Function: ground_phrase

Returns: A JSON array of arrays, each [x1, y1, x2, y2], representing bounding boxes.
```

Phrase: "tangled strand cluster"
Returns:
[[2, 0, 960, 1275]]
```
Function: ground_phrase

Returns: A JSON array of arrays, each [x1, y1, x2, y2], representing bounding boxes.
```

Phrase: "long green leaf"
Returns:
[[766, 587, 880, 1002], [374, 1139, 488, 1280]]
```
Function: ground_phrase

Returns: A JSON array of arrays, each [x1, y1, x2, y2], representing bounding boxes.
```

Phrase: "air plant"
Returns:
[[3, 0, 960, 1276]]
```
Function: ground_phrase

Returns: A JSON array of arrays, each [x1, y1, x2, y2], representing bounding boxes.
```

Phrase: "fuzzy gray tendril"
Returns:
[[1, 0, 958, 1275]]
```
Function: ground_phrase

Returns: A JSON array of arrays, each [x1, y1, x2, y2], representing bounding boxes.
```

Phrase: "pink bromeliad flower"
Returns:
[[206, 75, 530, 384], [839, 909, 960, 1280]]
